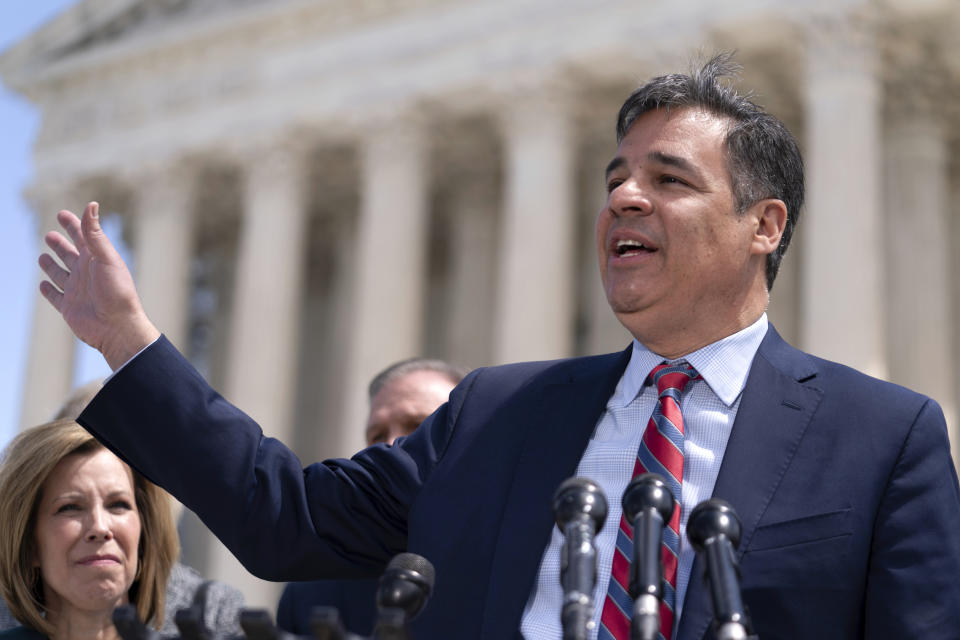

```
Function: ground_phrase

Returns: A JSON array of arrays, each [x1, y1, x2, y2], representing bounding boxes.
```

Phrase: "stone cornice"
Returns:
[[1, 0, 463, 91], [19, 0, 720, 169], [15, 0, 959, 185]]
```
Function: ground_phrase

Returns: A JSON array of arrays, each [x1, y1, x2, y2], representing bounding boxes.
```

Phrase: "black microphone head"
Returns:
[[621, 473, 675, 525], [376, 552, 435, 619], [239, 609, 286, 640], [386, 551, 436, 586], [174, 604, 213, 640], [553, 476, 609, 531], [112, 604, 156, 640], [687, 499, 742, 551]]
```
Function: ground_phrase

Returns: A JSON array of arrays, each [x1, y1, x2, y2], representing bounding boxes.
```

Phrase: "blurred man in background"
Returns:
[[277, 357, 466, 636]]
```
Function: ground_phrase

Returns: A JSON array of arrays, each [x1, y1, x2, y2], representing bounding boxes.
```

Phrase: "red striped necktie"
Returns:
[[599, 362, 701, 640]]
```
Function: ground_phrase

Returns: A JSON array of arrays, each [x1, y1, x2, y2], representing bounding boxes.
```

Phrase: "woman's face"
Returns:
[[34, 448, 141, 616]]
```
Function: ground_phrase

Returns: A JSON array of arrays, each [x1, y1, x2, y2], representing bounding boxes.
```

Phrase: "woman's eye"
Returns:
[[109, 500, 133, 511], [56, 503, 80, 513]]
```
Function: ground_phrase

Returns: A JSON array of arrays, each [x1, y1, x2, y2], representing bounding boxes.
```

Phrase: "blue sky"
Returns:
[[0, 0, 114, 451]]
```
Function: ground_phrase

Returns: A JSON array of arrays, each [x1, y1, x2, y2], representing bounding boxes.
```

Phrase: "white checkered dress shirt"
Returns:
[[520, 314, 768, 639]]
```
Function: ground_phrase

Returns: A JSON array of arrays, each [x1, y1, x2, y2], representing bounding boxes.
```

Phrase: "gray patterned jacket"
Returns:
[[0, 562, 245, 636]]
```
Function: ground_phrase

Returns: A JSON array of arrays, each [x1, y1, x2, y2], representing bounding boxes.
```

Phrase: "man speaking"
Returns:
[[35, 53, 960, 639]]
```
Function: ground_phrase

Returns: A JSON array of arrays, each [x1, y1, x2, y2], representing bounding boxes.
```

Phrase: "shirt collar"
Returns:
[[609, 313, 769, 409]]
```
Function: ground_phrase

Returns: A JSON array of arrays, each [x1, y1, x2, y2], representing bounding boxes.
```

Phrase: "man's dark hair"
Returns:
[[616, 52, 804, 290], [368, 357, 469, 402]]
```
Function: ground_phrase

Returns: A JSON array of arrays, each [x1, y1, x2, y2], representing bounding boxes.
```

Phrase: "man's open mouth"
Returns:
[[615, 239, 655, 257]]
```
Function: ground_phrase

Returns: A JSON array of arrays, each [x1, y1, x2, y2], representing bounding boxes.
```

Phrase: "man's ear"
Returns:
[[749, 199, 788, 256]]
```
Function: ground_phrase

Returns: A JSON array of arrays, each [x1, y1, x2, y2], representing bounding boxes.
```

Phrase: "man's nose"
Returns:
[[608, 179, 653, 218]]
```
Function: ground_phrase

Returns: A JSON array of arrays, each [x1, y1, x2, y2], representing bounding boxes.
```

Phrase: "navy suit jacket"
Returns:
[[79, 326, 960, 639], [276, 578, 378, 636]]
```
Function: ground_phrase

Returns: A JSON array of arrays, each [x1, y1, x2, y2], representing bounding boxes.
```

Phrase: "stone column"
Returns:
[[131, 165, 195, 351], [439, 123, 500, 369], [19, 185, 80, 429], [494, 89, 577, 363], [580, 133, 630, 355], [445, 180, 498, 368], [953, 166, 960, 470], [340, 117, 430, 457], [207, 142, 309, 609], [884, 100, 956, 462], [801, 16, 886, 377]]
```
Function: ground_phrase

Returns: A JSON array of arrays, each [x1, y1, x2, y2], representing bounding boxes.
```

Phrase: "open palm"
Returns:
[[38, 202, 160, 370]]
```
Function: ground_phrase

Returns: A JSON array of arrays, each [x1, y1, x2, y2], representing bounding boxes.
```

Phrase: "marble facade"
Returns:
[[3, 0, 958, 609]]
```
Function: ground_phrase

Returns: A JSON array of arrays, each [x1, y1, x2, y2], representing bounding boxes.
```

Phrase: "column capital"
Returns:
[[355, 107, 428, 153], [880, 29, 954, 126], [216, 130, 314, 180], [124, 153, 199, 180], [119, 157, 202, 208], [804, 9, 879, 79], [495, 78, 576, 134]]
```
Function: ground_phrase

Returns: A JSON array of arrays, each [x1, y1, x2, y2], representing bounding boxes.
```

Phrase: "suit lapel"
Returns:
[[678, 328, 823, 640], [480, 348, 631, 640]]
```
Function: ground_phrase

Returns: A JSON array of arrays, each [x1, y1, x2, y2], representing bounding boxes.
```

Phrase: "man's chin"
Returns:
[[607, 294, 652, 317]]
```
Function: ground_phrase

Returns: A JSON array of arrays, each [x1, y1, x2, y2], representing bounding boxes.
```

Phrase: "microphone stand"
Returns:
[[309, 607, 364, 640], [115, 552, 435, 640], [112, 604, 162, 640], [621, 473, 675, 640], [240, 610, 303, 640], [553, 477, 609, 640], [688, 499, 757, 640]]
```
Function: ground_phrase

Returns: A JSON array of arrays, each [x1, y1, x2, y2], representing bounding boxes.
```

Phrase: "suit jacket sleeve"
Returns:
[[864, 397, 960, 637], [78, 335, 467, 581]]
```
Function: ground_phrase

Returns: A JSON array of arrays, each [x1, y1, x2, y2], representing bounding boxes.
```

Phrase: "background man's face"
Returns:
[[365, 370, 457, 446]]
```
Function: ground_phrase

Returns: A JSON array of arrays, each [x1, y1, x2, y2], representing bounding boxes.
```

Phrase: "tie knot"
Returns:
[[649, 362, 701, 396]]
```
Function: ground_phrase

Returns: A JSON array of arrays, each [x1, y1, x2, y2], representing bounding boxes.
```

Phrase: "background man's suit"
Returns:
[[276, 578, 378, 636], [79, 326, 960, 639]]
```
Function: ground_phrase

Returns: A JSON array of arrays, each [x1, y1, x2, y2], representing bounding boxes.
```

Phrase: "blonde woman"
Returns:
[[0, 420, 178, 640]]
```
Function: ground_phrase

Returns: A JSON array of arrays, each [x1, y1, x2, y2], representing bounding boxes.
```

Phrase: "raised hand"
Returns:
[[38, 202, 160, 370]]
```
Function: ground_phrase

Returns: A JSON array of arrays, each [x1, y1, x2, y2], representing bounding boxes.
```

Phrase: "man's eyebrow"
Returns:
[[648, 151, 703, 180], [604, 152, 705, 182], [604, 156, 626, 178]]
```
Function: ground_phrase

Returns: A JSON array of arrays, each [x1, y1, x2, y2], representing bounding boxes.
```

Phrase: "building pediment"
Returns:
[[0, 0, 270, 89]]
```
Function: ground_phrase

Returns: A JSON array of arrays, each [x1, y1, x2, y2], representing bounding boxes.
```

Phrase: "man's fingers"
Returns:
[[38, 280, 64, 312], [38, 253, 71, 291], [78, 202, 115, 261], [57, 208, 84, 250], [44, 230, 80, 271]]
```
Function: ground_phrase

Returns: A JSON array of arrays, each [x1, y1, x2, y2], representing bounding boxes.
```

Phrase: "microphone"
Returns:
[[239, 609, 298, 640], [309, 607, 352, 640], [174, 602, 215, 640], [621, 473, 675, 640], [687, 499, 753, 640], [112, 604, 161, 640], [373, 552, 436, 640], [173, 579, 220, 640], [553, 477, 609, 640]]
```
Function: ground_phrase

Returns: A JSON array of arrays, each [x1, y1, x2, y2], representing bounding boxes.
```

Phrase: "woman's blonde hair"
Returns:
[[0, 419, 179, 635]]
